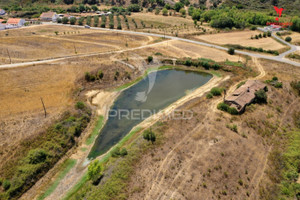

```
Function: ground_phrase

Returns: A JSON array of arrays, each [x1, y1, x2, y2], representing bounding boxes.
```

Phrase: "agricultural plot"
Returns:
[[194, 30, 286, 51]]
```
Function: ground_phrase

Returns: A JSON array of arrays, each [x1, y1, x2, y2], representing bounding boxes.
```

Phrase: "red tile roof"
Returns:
[[7, 18, 22, 24]]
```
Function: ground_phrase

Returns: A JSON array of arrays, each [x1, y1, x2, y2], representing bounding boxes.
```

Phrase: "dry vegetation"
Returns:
[[194, 30, 286, 51], [125, 60, 300, 200]]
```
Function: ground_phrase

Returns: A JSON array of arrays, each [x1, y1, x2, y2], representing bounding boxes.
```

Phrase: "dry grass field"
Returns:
[[194, 30, 286, 50], [127, 40, 243, 62], [0, 25, 158, 64], [288, 31, 300, 45]]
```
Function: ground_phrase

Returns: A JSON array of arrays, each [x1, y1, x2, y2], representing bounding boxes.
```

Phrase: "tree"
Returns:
[[63, 0, 74, 4], [285, 36, 292, 42], [57, 18, 62, 23], [192, 10, 201, 21], [162, 8, 168, 16], [88, 160, 102, 183], [70, 17, 76, 25], [255, 89, 267, 103], [179, 8, 186, 16], [94, 16, 99, 27], [62, 17, 69, 24], [127, 4, 140, 12], [228, 47, 235, 55], [174, 2, 184, 12], [97, 70, 103, 79], [75, 101, 85, 110], [143, 129, 156, 144], [78, 17, 84, 25], [26, 149, 48, 164], [147, 56, 153, 63], [91, 5, 98, 11]]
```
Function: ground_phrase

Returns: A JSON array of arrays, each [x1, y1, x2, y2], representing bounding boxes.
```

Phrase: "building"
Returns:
[[6, 18, 26, 28], [224, 80, 267, 113], [0, 24, 5, 30], [40, 12, 58, 22], [0, 9, 5, 15]]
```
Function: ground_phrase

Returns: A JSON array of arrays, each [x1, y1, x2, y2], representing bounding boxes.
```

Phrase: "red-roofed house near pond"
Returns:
[[224, 80, 267, 113]]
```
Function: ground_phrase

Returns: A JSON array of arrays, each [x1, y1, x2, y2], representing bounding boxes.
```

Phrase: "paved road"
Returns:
[[1, 23, 299, 68]]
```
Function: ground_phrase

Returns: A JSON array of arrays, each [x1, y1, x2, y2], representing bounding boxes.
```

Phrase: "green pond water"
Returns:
[[88, 69, 212, 159]]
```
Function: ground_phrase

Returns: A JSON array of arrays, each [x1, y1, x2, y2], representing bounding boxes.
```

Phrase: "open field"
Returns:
[[128, 12, 214, 36], [194, 30, 286, 51], [288, 31, 300, 45], [0, 25, 158, 64]]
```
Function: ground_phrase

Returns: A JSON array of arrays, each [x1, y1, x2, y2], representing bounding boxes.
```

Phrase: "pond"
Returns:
[[88, 69, 212, 159]]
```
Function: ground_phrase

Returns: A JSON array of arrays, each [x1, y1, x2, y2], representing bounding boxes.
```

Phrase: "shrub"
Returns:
[[120, 148, 128, 156], [57, 18, 62, 23], [147, 56, 153, 63], [62, 17, 69, 24], [162, 8, 168, 16], [111, 147, 121, 157], [285, 36, 292, 42], [267, 31, 272, 37], [143, 129, 156, 144], [255, 89, 267, 103], [94, 16, 99, 27], [185, 59, 192, 66], [78, 17, 84, 25], [272, 76, 278, 81], [250, 26, 257, 30], [127, 4, 140, 12], [88, 160, 102, 183], [274, 82, 283, 88], [75, 101, 85, 110], [206, 93, 213, 99], [26, 149, 48, 164], [70, 17, 76, 25], [97, 70, 103, 79], [263, 32, 267, 37], [276, 32, 281, 36], [210, 87, 222, 96], [212, 63, 221, 70], [3, 180, 10, 191], [290, 81, 300, 95], [228, 47, 235, 55], [255, 35, 259, 39]]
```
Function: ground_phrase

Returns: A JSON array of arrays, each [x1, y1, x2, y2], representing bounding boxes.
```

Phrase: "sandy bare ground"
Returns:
[[195, 30, 286, 50], [288, 31, 300, 45]]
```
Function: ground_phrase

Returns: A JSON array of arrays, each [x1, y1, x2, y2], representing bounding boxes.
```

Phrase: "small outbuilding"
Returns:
[[224, 80, 267, 113], [0, 9, 6, 15], [40, 12, 58, 22]]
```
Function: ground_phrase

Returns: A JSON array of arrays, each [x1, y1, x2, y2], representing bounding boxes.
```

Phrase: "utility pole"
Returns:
[[40, 97, 47, 118], [7, 49, 11, 64]]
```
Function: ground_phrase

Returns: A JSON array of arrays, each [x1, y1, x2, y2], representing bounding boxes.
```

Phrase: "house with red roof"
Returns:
[[6, 18, 26, 28]]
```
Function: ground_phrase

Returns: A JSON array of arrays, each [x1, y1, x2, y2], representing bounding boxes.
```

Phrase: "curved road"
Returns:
[[0, 23, 299, 68]]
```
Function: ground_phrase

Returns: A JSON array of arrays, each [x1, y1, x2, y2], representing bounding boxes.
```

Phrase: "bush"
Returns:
[[217, 102, 229, 112], [147, 56, 153, 63], [162, 8, 168, 16], [285, 36, 292, 42], [228, 47, 235, 55], [97, 70, 103, 79], [267, 31, 272, 37], [57, 18, 62, 23], [290, 81, 300, 95], [70, 17, 76, 25], [78, 17, 84, 26], [272, 76, 278, 81], [26, 149, 48, 164], [206, 93, 213, 99], [3, 180, 10, 191], [62, 17, 69, 24], [127, 4, 140, 12], [120, 148, 128, 156], [143, 129, 156, 144], [274, 82, 283, 88], [88, 160, 102, 183], [255, 89, 267, 103], [75, 101, 85, 110], [210, 87, 222, 96]]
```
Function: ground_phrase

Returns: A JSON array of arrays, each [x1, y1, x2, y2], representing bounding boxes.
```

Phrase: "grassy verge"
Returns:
[[38, 159, 77, 200], [85, 115, 104, 145]]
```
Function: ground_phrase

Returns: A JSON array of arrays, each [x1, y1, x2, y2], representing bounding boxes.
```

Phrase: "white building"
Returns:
[[0, 9, 5, 15]]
